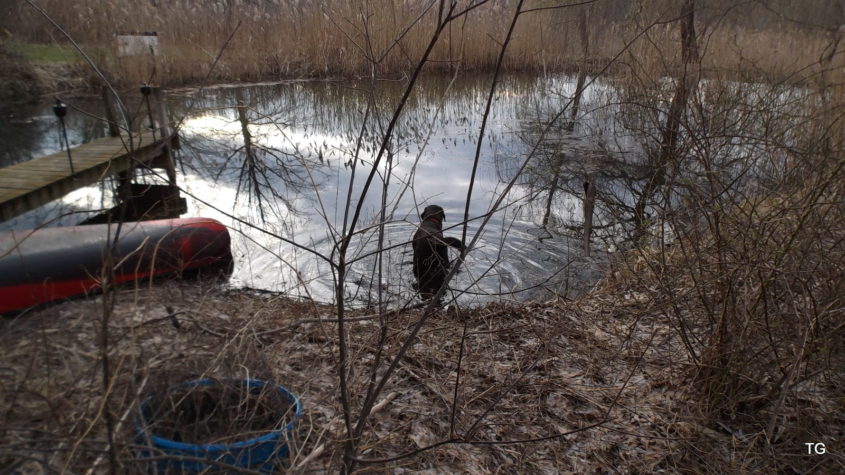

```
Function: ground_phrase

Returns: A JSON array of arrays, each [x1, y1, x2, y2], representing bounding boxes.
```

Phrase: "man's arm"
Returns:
[[442, 236, 464, 250]]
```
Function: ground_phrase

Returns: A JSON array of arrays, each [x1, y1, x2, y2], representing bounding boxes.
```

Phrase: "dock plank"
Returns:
[[0, 132, 173, 222]]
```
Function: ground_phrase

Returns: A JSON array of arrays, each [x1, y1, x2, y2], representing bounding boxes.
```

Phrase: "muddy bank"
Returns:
[[0, 43, 90, 105], [0, 44, 41, 106]]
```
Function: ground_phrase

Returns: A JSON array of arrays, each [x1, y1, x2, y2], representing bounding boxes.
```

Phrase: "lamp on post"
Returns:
[[141, 83, 156, 140], [53, 98, 74, 174]]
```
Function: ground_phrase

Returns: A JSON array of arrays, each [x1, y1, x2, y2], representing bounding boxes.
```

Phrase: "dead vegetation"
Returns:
[[0, 42, 41, 106], [1, 273, 840, 472], [141, 379, 296, 446], [1, 1, 844, 473], [1, 0, 840, 87]]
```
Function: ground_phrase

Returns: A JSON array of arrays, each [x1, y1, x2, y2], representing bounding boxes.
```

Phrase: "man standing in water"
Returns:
[[412, 205, 464, 302]]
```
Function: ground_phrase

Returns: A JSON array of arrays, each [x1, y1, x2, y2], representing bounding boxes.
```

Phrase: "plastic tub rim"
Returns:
[[137, 377, 303, 453]]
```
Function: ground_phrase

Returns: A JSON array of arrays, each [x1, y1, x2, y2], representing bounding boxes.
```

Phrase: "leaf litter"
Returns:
[[0, 276, 840, 473]]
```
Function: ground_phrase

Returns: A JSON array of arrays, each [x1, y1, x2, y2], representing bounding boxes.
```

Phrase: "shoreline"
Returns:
[[2, 38, 829, 107]]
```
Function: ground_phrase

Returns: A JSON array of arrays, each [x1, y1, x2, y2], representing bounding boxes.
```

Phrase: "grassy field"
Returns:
[[7, 41, 80, 63]]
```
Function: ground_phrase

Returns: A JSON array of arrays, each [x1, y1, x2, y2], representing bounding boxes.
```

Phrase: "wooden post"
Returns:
[[101, 87, 121, 137], [583, 176, 595, 257], [150, 87, 171, 138], [150, 87, 186, 218], [103, 86, 133, 197], [150, 87, 176, 185]]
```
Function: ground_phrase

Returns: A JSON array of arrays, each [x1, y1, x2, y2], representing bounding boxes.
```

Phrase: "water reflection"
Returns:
[[170, 74, 612, 304], [2, 74, 625, 305], [0, 98, 109, 167]]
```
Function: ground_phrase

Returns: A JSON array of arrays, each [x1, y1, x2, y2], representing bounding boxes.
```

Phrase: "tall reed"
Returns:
[[4, 0, 836, 87]]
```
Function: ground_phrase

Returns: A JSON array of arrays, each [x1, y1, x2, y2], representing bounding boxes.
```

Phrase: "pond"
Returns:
[[1, 73, 632, 306]]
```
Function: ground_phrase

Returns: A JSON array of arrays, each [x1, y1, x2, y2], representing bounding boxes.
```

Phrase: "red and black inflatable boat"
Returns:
[[0, 218, 232, 314]]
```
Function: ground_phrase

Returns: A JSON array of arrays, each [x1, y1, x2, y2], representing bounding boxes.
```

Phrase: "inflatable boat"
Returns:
[[0, 218, 232, 314]]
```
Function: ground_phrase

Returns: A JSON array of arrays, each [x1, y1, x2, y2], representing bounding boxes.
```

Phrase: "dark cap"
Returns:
[[421, 205, 445, 221]]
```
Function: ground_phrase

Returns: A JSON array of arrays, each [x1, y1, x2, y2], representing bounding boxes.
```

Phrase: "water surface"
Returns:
[[1, 74, 623, 305]]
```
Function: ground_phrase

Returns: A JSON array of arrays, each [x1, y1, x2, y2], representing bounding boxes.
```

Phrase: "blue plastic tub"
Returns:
[[135, 378, 302, 473]]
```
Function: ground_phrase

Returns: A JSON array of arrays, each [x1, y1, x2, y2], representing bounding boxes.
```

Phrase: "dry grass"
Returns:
[[594, 62, 845, 469], [2, 2, 843, 473], [2, 273, 840, 472], [3, 0, 836, 88]]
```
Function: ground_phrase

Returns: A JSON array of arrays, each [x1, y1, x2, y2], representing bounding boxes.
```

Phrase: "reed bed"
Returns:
[[3, 0, 837, 87]]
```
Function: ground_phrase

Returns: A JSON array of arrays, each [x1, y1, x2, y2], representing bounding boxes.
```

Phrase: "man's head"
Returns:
[[421, 205, 446, 222]]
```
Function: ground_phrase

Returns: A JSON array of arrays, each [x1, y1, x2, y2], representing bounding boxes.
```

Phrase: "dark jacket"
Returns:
[[412, 206, 463, 298]]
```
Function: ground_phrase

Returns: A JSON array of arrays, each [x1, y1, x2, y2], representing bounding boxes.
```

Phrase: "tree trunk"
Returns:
[[541, 160, 561, 229], [567, 8, 590, 131], [583, 176, 595, 256], [634, 0, 700, 235]]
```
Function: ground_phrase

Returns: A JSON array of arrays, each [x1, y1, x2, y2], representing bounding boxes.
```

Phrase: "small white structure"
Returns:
[[116, 32, 160, 57]]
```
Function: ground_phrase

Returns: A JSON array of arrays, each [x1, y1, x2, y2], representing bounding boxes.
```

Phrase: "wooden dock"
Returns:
[[0, 132, 176, 222]]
